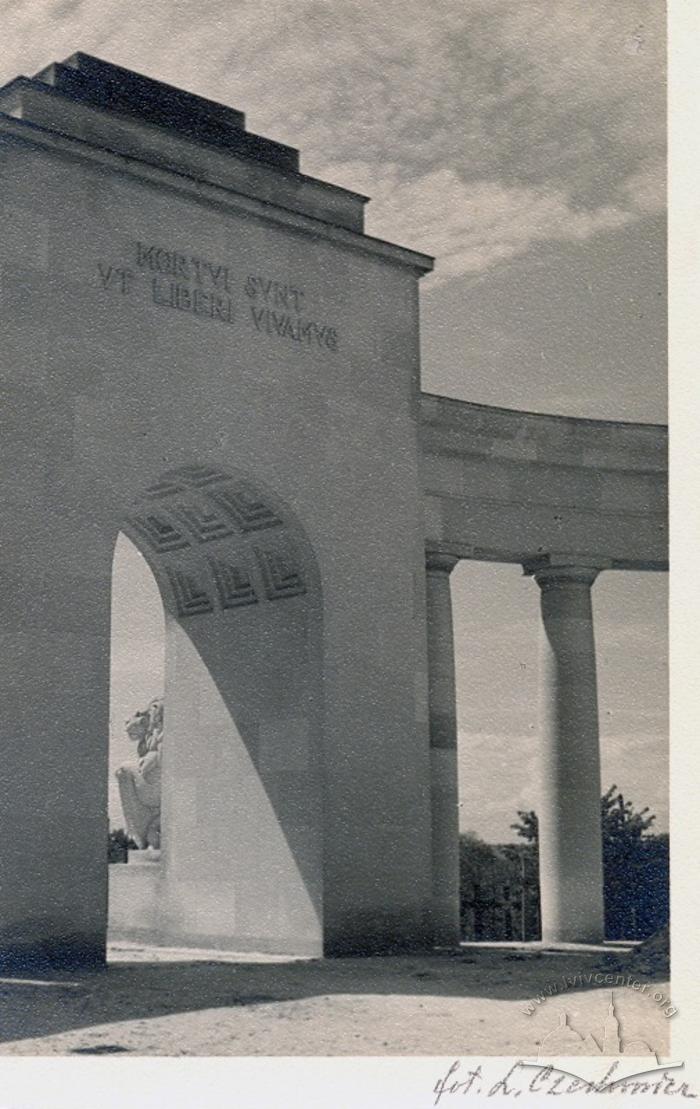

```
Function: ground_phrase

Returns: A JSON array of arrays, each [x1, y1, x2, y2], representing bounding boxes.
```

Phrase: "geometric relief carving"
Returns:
[[175, 503, 236, 543], [208, 557, 258, 609], [165, 567, 214, 617], [210, 483, 283, 533], [172, 464, 230, 487], [143, 477, 187, 500], [128, 513, 191, 553], [254, 544, 306, 600]]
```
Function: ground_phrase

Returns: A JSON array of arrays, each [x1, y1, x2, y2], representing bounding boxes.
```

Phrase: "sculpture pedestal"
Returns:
[[108, 851, 162, 942], [127, 848, 161, 865]]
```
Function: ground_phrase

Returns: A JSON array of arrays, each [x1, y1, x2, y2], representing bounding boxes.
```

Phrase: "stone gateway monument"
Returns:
[[0, 54, 667, 967]]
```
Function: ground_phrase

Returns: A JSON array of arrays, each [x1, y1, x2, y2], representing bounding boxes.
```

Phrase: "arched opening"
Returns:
[[107, 464, 324, 957], [109, 534, 165, 851]]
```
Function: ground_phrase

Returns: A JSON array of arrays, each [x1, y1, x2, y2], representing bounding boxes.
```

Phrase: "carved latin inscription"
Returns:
[[136, 243, 233, 291], [151, 277, 234, 324], [95, 240, 340, 349], [137, 241, 234, 325], [245, 274, 338, 351], [98, 263, 134, 294]]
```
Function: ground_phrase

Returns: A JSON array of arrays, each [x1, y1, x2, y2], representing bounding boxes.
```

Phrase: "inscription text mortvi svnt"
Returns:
[[96, 240, 339, 350]]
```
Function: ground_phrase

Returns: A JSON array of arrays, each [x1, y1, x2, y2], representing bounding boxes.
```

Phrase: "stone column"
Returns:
[[425, 552, 461, 947], [528, 562, 605, 944]]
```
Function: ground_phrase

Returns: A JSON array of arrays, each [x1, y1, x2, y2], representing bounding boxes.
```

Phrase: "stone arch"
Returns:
[[112, 463, 325, 956], [123, 463, 318, 618]]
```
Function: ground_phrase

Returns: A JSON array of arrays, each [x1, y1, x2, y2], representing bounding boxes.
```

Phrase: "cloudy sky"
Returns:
[[2, 0, 667, 840]]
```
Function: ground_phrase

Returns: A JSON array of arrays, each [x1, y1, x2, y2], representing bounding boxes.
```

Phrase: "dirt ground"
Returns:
[[0, 941, 671, 1057]]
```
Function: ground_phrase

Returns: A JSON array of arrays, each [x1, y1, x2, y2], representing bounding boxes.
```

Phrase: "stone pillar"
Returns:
[[529, 562, 605, 944], [425, 552, 461, 947], [0, 507, 113, 970]]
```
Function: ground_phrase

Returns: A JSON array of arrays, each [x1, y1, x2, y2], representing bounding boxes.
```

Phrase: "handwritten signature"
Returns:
[[432, 1060, 697, 1101]]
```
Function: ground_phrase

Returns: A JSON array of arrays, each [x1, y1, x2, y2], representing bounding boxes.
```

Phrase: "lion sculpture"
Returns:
[[115, 697, 163, 850]]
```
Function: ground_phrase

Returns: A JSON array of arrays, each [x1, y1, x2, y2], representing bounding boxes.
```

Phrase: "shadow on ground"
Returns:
[[0, 942, 668, 1049]]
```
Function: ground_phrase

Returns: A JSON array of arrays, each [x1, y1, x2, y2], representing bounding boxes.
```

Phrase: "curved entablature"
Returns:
[[419, 393, 668, 572]]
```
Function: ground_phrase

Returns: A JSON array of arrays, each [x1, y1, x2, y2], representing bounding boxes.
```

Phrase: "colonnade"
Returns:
[[425, 551, 606, 946]]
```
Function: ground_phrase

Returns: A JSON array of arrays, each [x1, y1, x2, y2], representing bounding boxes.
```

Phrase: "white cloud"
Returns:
[[601, 731, 668, 832], [324, 163, 635, 283], [460, 725, 668, 843], [0, 1, 668, 829], [624, 161, 666, 215], [458, 730, 538, 841], [1, 0, 664, 280]]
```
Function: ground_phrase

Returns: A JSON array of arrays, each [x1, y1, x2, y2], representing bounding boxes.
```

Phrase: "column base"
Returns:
[[541, 928, 606, 946], [108, 857, 162, 941]]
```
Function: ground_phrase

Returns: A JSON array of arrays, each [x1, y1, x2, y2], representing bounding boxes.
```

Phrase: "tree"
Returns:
[[601, 784, 656, 842], [601, 785, 659, 939], [108, 827, 137, 863], [510, 786, 668, 940], [512, 787, 657, 849], [459, 832, 541, 941], [511, 809, 538, 843], [459, 832, 514, 940]]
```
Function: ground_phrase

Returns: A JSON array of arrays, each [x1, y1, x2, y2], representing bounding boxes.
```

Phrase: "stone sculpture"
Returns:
[[116, 698, 163, 850]]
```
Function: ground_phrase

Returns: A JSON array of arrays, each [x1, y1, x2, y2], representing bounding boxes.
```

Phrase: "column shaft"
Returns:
[[425, 553, 460, 947], [534, 566, 604, 944]]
